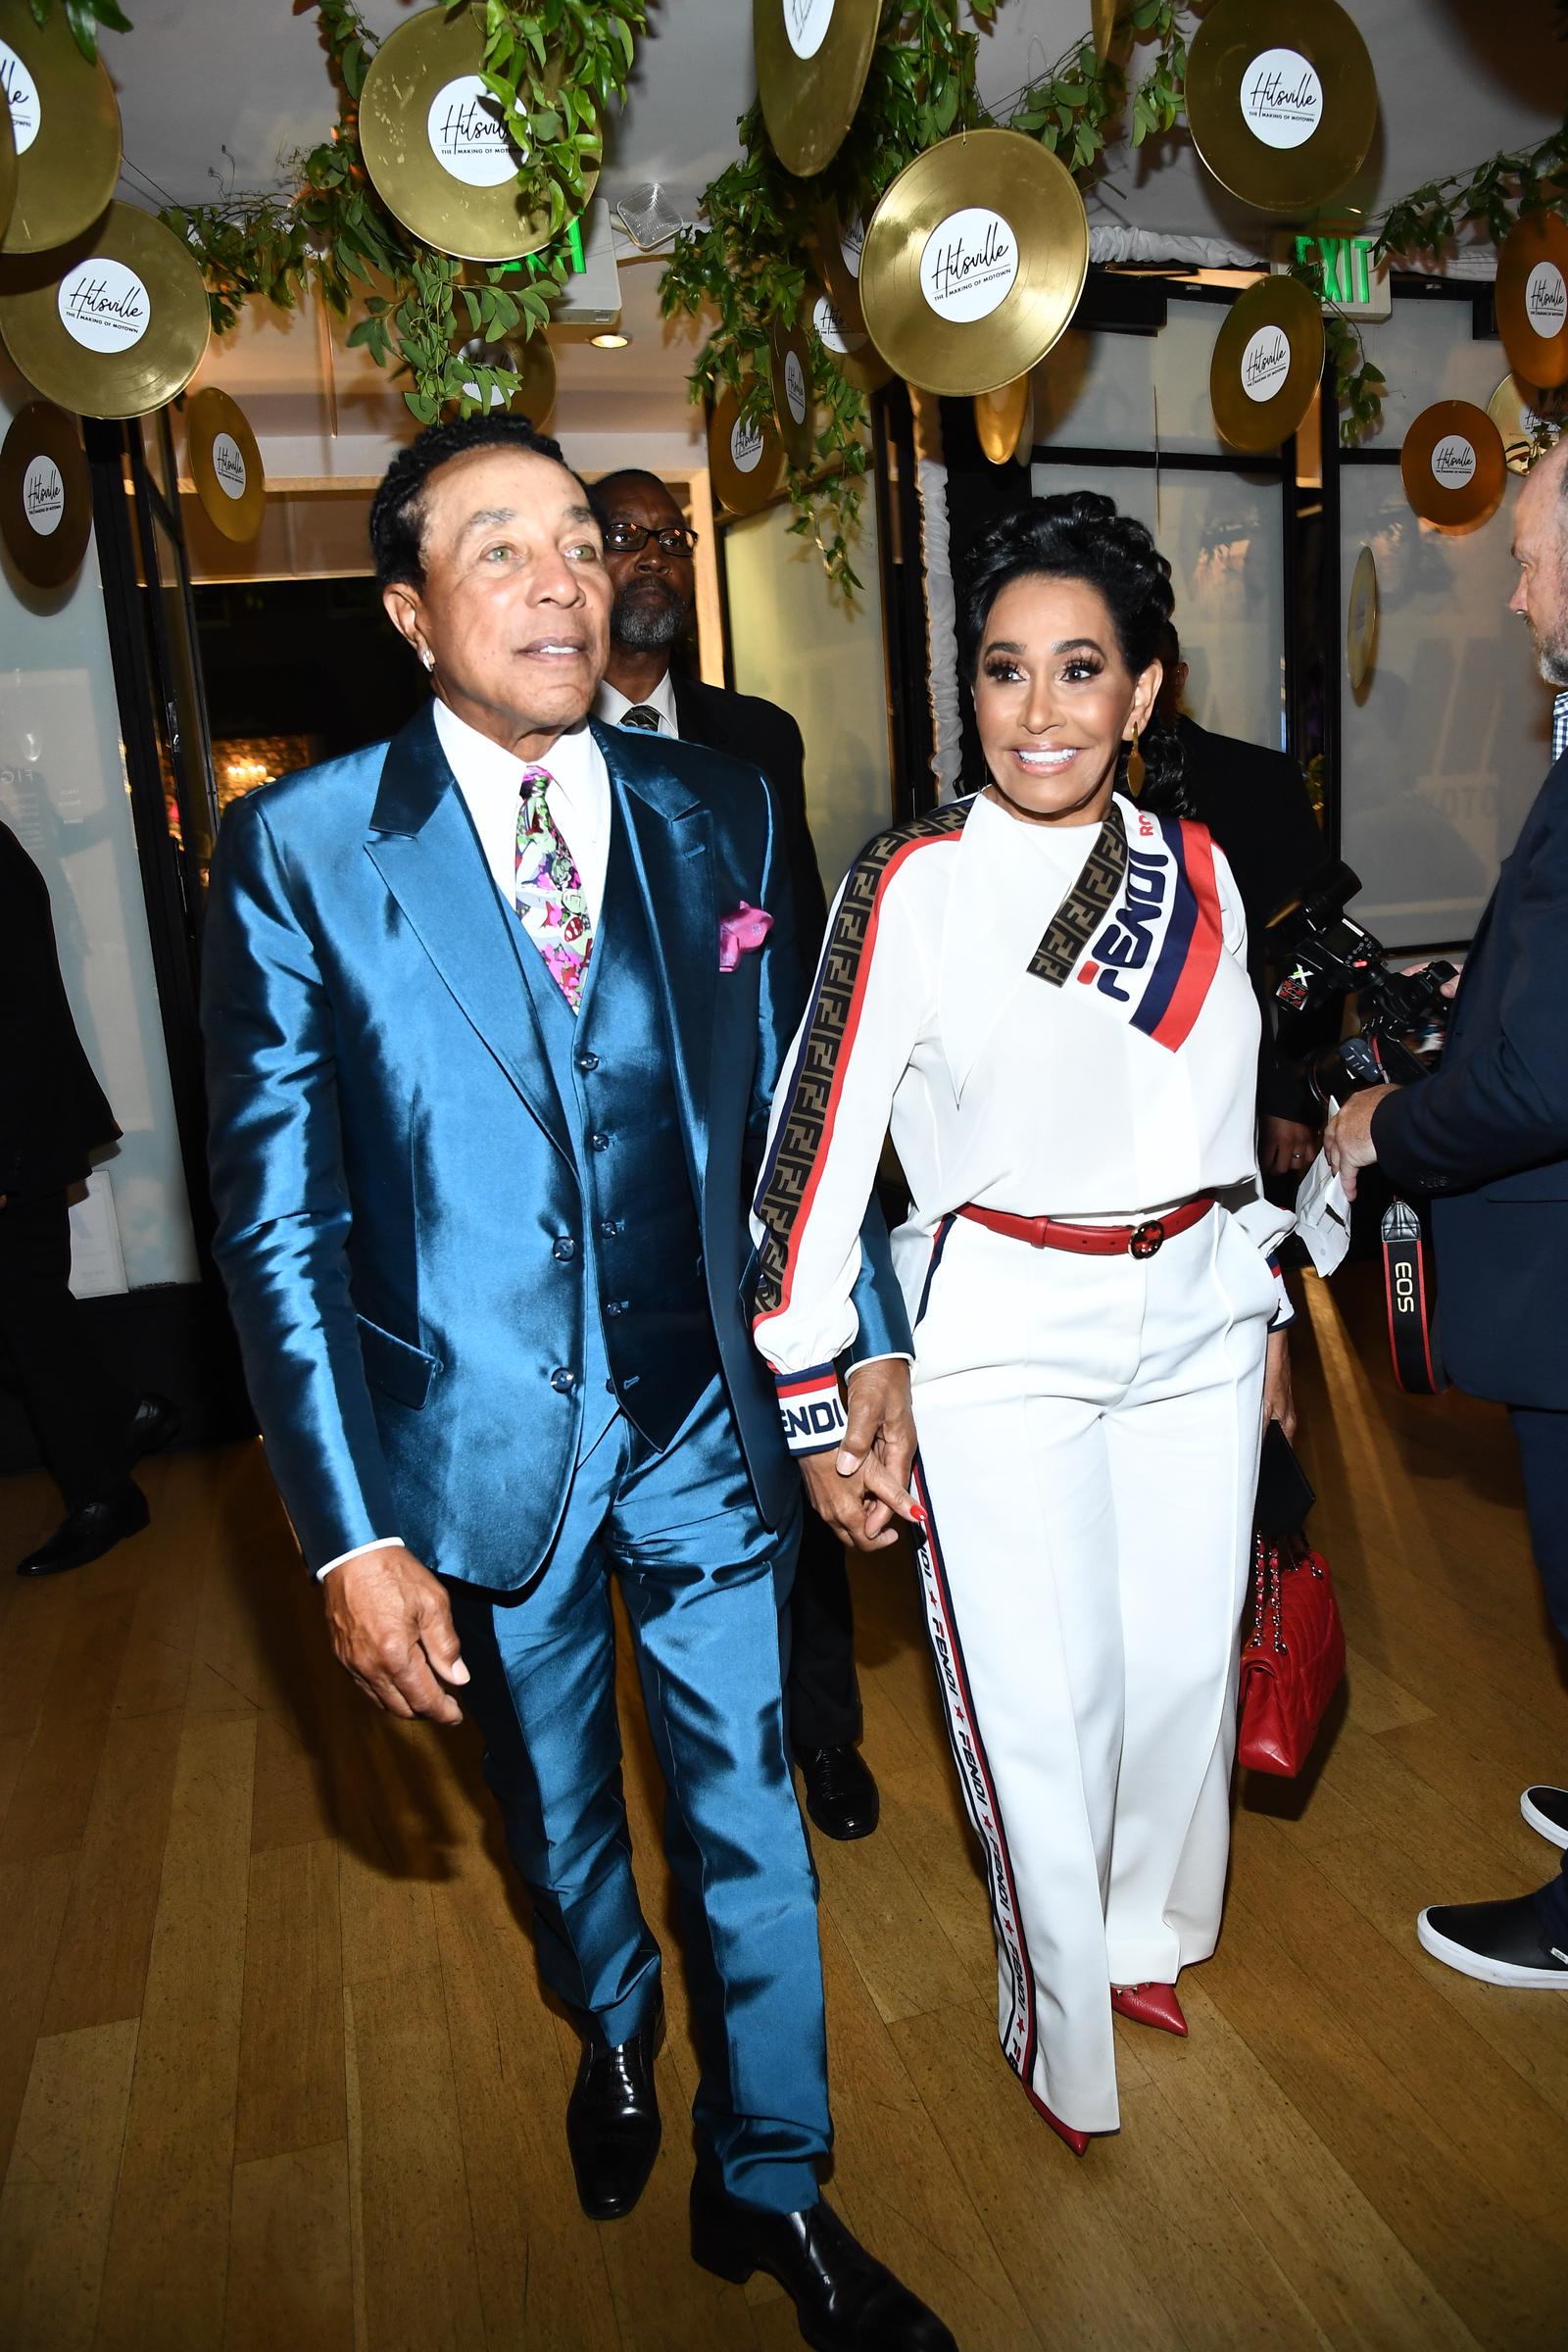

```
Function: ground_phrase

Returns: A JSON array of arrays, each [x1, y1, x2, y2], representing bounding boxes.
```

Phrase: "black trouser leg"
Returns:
[[1507, 1406, 1568, 1943], [0, 1191, 136, 1510], [786, 1508, 862, 1749]]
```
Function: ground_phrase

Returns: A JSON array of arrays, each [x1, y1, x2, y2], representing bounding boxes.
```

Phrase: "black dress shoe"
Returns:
[[797, 1743, 880, 1841], [16, 1485, 150, 1578], [691, 2169, 956, 2351], [565, 1996, 663, 2220], [1417, 1892, 1568, 1987], [128, 1394, 181, 1459]]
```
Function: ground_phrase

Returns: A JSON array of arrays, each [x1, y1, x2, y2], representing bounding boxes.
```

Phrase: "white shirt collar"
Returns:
[[595, 668, 679, 737], [431, 695, 600, 795], [429, 696, 611, 923]]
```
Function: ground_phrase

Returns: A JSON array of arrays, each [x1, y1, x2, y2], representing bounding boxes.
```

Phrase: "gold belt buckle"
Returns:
[[1129, 1219, 1166, 1260]]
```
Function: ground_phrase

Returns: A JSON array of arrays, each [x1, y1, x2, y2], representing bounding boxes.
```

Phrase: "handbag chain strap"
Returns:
[[1246, 1529, 1330, 1657]]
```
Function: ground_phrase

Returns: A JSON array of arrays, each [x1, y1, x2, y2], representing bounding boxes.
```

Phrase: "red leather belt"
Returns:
[[956, 1196, 1215, 1261]]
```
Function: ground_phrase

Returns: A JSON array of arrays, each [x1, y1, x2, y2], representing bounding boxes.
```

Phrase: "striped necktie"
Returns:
[[619, 704, 661, 732], [515, 767, 593, 1012]]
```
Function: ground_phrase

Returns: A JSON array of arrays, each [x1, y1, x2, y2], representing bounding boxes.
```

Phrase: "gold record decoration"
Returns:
[[0, 202, 211, 421], [458, 329, 557, 423], [815, 203, 867, 316], [1092, 0, 1117, 64], [709, 381, 786, 514], [1487, 371, 1567, 474], [975, 372, 1032, 465], [0, 0, 122, 257], [1184, 0, 1377, 217], [0, 397, 89, 587], [859, 131, 1090, 400], [184, 387, 266, 543], [1346, 543, 1377, 692], [1209, 272, 1324, 452], [1400, 400, 1506, 531], [770, 317, 814, 468], [360, 4, 597, 263], [754, 0, 882, 179], [807, 277, 890, 394], [0, 83, 16, 250], [1495, 213, 1568, 393]]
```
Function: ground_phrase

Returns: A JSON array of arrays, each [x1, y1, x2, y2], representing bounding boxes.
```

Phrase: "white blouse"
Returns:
[[751, 790, 1292, 1438]]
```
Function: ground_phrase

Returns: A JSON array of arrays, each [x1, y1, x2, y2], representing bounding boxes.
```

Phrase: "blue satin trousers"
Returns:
[[446, 1356, 828, 2215]]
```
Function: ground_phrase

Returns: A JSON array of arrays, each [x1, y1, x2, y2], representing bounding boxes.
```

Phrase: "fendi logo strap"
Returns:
[[1026, 814, 1127, 988]]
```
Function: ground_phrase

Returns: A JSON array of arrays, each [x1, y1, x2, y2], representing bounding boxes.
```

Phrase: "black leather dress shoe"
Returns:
[[129, 1394, 181, 1459], [16, 1485, 150, 1578], [691, 2170, 956, 2351], [565, 1996, 663, 2220], [797, 1743, 880, 1841], [1417, 1891, 1568, 1987]]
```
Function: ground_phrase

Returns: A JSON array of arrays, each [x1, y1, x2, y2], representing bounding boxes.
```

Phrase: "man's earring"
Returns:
[[420, 647, 435, 673], [1126, 723, 1145, 798]]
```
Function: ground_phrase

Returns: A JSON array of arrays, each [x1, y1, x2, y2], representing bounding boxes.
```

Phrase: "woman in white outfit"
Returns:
[[750, 494, 1296, 2153]]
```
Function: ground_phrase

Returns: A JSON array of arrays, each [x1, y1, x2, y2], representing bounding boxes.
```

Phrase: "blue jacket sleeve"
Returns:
[[201, 793, 400, 1570], [1374, 798, 1568, 1193]]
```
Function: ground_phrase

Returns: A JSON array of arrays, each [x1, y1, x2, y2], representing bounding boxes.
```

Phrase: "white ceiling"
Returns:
[[99, 0, 1568, 470]]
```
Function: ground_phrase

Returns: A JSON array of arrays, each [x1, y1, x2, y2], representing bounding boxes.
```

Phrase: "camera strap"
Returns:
[[1380, 1195, 1447, 1394]]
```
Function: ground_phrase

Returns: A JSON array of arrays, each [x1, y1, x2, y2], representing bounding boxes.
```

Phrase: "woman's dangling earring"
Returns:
[[1126, 723, 1145, 798]]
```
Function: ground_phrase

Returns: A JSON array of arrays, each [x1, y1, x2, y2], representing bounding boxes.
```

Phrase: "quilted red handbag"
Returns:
[[1237, 1533, 1347, 1777]]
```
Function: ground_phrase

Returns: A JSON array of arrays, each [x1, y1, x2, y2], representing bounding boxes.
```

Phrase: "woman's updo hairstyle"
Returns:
[[956, 490, 1188, 813]]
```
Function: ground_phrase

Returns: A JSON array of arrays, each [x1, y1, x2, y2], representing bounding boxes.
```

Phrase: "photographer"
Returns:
[[1324, 438, 1568, 1992]]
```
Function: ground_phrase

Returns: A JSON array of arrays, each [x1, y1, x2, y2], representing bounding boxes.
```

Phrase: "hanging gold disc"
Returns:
[[1495, 213, 1568, 393], [1092, 0, 1118, 64], [0, 0, 121, 257], [1399, 401, 1506, 531], [709, 381, 786, 514], [1184, 0, 1377, 217], [456, 329, 557, 424], [814, 203, 868, 316], [770, 317, 814, 468], [1346, 542, 1377, 692], [1487, 370, 1567, 474], [184, 386, 266, 543], [0, 395, 89, 587], [360, 4, 597, 264], [0, 201, 211, 420], [975, 372, 1031, 465], [754, 0, 881, 179], [0, 83, 16, 249], [806, 277, 890, 394], [859, 131, 1089, 399], [1209, 273, 1324, 452]]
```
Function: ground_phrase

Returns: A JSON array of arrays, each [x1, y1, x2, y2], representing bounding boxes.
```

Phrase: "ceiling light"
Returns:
[[591, 330, 630, 350]]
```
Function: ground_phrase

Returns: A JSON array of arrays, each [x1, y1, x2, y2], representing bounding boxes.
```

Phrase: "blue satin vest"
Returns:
[[516, 811, 720, 1450]]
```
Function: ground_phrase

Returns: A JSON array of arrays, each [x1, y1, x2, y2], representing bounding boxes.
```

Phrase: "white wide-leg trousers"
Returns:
[[905, 1204, 1273, 2133]]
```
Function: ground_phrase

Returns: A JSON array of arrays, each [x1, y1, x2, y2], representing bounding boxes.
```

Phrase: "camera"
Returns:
[[1266, 861, 1457, 1106]]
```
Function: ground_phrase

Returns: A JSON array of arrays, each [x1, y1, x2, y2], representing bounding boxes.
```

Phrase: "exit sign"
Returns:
[[1271, 233, 1392, 320]]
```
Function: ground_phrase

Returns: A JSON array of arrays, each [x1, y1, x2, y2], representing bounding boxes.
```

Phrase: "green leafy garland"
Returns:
[[158, 0, 642, 427]]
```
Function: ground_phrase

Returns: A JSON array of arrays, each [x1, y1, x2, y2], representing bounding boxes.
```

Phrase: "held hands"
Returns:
[[322, 1543, 470, 1724], [1263, 1329, 1297, 1444], [799, 1357, 919, 1551], [1322, 1081, 1398, 1202]]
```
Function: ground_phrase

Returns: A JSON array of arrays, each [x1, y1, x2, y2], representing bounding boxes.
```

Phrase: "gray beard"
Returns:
[[1540, 633, 1568, 689], [612, 592, 687, 652]]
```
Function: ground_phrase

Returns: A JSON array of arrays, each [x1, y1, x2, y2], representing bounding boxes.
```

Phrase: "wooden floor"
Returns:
[[1, 1264, 1566, 2351]]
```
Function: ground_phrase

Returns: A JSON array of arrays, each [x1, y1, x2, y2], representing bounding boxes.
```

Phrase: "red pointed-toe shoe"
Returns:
[[1026, 2088, 1091, 2157], [1110, 1981, 1188, 2036]]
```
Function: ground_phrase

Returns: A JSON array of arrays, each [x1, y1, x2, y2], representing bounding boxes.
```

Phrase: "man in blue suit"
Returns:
[[1326, 435, 1568, 1995], [202, 415, 950, 2350]]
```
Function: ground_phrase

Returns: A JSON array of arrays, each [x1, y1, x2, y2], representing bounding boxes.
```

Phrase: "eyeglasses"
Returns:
[[603, 521, 700, 557]]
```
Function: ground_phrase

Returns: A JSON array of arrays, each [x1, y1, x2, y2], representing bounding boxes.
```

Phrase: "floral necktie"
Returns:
[[515, 766, 593, 1011]]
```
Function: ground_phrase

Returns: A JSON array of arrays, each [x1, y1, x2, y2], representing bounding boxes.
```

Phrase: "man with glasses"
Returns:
[[590, 467, 882, 1846]]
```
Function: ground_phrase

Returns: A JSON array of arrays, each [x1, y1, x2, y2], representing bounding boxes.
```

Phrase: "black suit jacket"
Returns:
[[1374, 756, 1568, 1409], [671, 672, 829, 963], [1177, 714, 1327, 1122], [0, 821, 119, 1199]]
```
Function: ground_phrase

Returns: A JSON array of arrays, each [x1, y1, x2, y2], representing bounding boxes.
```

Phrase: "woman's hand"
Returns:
[[1262, 1329, 1296, 1443]]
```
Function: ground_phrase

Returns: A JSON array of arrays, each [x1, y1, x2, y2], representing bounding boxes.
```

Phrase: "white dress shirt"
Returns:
[[318, 698, 613, 1579], [595, 668, 680, 739]]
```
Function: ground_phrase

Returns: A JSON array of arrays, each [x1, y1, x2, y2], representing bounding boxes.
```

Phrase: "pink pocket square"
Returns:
[[718, 902, 773, 972]]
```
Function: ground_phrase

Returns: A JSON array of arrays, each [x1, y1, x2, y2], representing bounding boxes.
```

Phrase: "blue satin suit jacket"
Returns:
[[201, 704, 911, 1584]]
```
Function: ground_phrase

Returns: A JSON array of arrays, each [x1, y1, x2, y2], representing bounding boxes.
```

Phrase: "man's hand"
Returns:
[[798, 1358, 918, 1552], [322, 1544, 470, 1723], [1262, 1329, 1297, 1443], [1260, 1116, 1319, 1178], [1322, 1081, 1398, 1201]]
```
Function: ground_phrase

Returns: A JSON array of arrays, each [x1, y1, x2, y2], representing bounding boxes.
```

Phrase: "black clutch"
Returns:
[[1254, 1422, 1316, 1540]]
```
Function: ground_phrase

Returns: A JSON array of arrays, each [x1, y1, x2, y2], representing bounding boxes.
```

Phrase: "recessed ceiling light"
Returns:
[[591, 330, 630, 349]]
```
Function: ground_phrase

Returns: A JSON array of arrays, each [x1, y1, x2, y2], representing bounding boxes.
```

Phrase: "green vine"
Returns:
[[161, 1, 641, 426], [662, 2, 1191, 595], [23, 0, 128, 66]]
